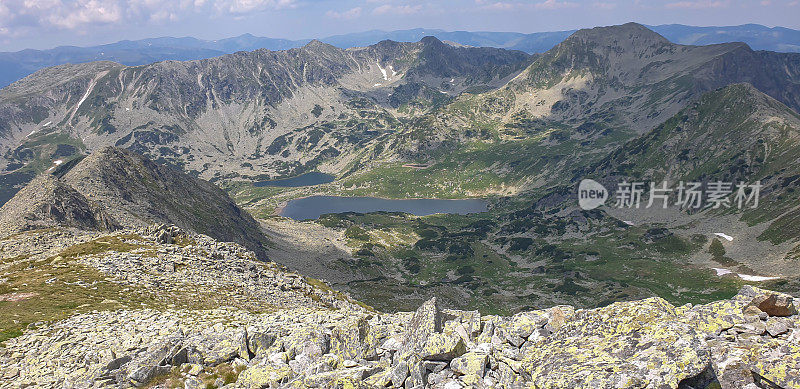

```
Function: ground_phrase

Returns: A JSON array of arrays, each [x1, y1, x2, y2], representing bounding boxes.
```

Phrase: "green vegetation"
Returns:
[[59, 234, 150, 258], [214, 85, 800, 315], [0, 231, 266, 344], [307, 207, 754, 314], [144, 363, 247, 389], [0, 253, 155, 343]]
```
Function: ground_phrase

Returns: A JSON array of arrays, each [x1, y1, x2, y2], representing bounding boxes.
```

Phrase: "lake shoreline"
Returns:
[[277, 195, 489, 221]]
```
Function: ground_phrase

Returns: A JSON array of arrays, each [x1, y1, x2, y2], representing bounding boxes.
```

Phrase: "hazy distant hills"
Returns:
[[1, 24, 799, 88]]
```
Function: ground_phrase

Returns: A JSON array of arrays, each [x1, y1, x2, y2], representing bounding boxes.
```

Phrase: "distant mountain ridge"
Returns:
[[2, 24, 799, 201], [0, 36, 532, 204], [1, 24, 799, 88]]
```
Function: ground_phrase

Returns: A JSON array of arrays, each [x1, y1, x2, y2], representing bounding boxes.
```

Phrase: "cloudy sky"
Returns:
[[1, 0, 798, 51]]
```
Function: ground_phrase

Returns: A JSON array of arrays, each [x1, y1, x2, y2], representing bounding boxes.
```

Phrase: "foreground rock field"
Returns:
[[1, 226, 798, 389]]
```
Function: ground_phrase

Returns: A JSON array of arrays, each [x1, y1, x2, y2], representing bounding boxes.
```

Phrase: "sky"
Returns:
[[1, 0, 799, 51]]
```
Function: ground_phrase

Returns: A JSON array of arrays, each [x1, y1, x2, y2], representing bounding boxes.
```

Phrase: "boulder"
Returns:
[[503, 311, 548, 339], [450, 352, 488, 384], [330, 316, 370, 360], [765, 318, 790, 337], [119, 335, 183, 386], [391, 360, 409, 387], [403, 297, 442, 352], [419, 333, 466, 361], [247, 330, 276, 357], [521, 297, 710, 388], [237, 364, 293, 388], [186, 330, 242, 366], [750, 293, 798, 317]]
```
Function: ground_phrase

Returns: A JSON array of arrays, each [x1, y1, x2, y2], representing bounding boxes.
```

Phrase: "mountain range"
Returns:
[[4, 19, 800, 388], [2, 22, 800, 313], [1, 23, 800, 89]]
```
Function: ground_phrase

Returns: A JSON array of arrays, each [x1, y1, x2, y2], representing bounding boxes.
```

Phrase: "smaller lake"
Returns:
[[279, 196, 489, 220], [254, 172, 335, 188]]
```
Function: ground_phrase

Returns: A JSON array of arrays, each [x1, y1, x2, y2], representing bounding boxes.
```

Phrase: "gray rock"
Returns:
[[247, 330, 276, 356], [765, 318, 790, 337], [330, 316, 370, 360], [392, 360, 409, 387], [123, 336, 183, 385], [419, 333, 466, 361], [403, 297, 442, 352], [750, 292, 798, 317]]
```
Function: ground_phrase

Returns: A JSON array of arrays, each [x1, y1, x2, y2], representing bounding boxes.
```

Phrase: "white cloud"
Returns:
[[0, 0, 297, 36], [223, 0, 296, 14], [476, 1, 516, 11], [325, 6, 362, 20], [6, 0, 123, 31], [534, 0, 577, 9], [476, 0, 576, 10], [664, 0, 728, 9], [372, 4, 423, 15]]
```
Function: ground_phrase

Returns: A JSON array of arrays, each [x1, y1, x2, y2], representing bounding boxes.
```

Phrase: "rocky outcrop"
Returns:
[[0, 147, 272, 259], [61, 147, 271, 259], [1, 234, 798, 389], [0, 174, 119, 236]]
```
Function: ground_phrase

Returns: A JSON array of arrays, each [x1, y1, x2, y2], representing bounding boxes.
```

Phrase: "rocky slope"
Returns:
[[0, 147, 271, 259], [0, 224, 798, 388], [0, 37, 530, 194], [400, 22, 800, 157], [573, 83, 800, 276], [0, 173, 119, 235]]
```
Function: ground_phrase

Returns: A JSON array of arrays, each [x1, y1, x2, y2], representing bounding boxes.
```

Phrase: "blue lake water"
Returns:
[[279, 196, 489, 220], [254, 172, 335, 188]]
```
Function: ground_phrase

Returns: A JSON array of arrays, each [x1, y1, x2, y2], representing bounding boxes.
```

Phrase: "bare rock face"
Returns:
[[750, 292, 798, 317], [0, 147, 270, 259], [0, 174, 119, 236], [62, 147, 271, 258]]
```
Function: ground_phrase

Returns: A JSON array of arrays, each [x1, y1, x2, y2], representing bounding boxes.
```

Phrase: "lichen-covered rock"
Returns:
[[331, 316, 371, 360], [450, 352, 488, 385], [2, 226, 799, 389], [521, 297, 711, 388], [419, 333, 466, 361], [247, 330, 277, 357], [750, 339, 800, 388], [391, 360, 409, 387], [403, 297, 442, 352], [237, 364, 293, 388], [119, 334, 184, 386]]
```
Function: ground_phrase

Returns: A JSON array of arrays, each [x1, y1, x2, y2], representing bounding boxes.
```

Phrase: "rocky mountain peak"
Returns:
[[0, 147, 271, 258], [566, 22, 671, 48], [64, 147, 271, 258], [0, 173, 120, 236], [420, 35, 446, 47], [300, 39, 339, 54]]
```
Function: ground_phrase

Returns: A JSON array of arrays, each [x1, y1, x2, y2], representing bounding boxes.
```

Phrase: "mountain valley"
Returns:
[[2, 21, 800, 388]]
